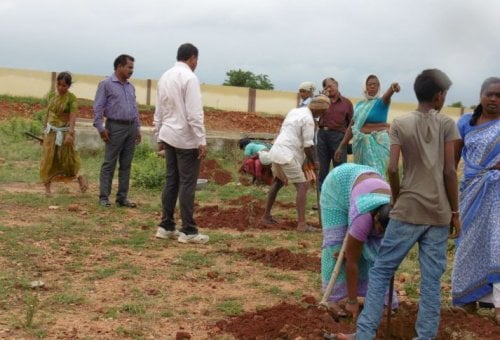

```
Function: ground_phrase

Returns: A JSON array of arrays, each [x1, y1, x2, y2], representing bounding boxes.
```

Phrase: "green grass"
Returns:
[[107, 228, 161, 250], [0, 94, 45, 105], [265, 285, 288, 299], [51, 292, 86, 305], [120, 303, 147, 315], [263, 271, 297, 282], [0, 113, 468, 338], [88, 267, 118, 281], [217, 298, 244, 316], [239, 234, 277, 248], [115, 325, 145, 339], [173, 250, 215, 269]]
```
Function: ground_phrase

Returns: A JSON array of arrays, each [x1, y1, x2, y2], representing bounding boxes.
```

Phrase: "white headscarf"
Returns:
[[362, 75, 381, 100]]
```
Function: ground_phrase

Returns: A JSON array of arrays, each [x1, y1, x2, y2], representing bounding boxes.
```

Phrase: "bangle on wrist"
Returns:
[[451, 211, 459, 215], [346, 298, 358, 305]]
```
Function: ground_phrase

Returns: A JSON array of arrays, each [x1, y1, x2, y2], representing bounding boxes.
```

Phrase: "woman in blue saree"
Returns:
[[334, 75, 400, 175], [451, 77, 500, 324]]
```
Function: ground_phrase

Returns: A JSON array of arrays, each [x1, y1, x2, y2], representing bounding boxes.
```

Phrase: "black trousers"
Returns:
[[317, 129, 347, 190], [159, 143, 201, 235], [99, 120, 137, 202]]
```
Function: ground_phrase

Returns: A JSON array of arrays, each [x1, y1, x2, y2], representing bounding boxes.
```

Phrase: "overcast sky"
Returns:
[[1, 0, 498, 106]]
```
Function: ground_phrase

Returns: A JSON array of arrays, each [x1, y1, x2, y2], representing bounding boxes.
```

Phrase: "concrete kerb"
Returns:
[[75, 118, 276, 153]]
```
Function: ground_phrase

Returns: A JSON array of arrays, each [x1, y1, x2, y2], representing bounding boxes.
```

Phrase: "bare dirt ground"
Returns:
[[1, 98, 499, 339], [78, 105, 284, 134]]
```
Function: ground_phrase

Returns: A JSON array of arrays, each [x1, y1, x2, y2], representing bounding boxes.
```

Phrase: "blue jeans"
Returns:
[[356, 219, 449, 340]]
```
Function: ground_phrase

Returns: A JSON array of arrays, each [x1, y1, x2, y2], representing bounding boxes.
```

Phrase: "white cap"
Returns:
[[299, 81, 316, 93]]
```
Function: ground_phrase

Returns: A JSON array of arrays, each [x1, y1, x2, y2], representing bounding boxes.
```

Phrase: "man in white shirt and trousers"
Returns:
[[262, 95, 330, 232], [153, 43, 209, 244]]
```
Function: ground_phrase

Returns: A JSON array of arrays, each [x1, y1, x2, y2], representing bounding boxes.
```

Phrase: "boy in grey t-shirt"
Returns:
[[335, 69, 461, 340]]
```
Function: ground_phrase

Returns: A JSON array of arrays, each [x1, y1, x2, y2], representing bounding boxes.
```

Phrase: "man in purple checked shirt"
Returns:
[[93, 54, 142, 208]]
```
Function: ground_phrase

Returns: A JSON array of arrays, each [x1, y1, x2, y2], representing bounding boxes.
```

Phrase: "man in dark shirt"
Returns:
[[317, 77, 353, 189]]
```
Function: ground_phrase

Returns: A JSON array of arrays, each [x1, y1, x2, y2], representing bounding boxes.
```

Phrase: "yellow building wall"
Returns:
[[255, 89, 297, 116], [70, 73, 102, 101], [0, 67, 465, 120], [71, 73, 154, 105], [351, 98, 463, 122], [201, 84, 248, 112], [0, 67, 52, 98]]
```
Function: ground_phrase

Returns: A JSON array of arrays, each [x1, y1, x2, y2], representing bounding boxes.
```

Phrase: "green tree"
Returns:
[[449, 101, 464, 108], [223, 69, 274, 90]]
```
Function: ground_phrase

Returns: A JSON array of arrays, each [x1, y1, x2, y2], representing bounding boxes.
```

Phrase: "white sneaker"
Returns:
[[177, 232, 209, 244], [155, 227, 180, 240]]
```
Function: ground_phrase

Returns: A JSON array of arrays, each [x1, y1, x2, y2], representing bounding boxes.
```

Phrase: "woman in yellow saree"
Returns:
[[40, 72, 87, 195]]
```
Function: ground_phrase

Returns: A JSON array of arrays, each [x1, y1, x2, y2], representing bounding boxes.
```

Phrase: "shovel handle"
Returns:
[[319, 232, 348, 306], [24, 131, 43, 143]]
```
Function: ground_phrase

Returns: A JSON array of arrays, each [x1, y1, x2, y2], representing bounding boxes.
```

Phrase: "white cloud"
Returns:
[[0, 0, 498, 106]]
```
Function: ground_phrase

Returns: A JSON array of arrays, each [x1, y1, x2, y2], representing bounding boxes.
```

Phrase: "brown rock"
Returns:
[[298, 241, 309, 248], [175, 331, 191, 339], [68, 204, 79, 212], [207, 271, 219, 279], [302, 295, 317, 305]]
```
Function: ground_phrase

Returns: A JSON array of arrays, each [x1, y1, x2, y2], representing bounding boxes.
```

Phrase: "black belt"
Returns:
[[107, 118, 135, 125], [319, 126, 338, 131]]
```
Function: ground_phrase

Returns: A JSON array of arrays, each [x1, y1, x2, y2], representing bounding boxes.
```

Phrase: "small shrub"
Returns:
[[131, 147, 165, 189], [24, 294, 39, 328], [120, 303, 146, 315], [0, 118, 42, 143], [133, 143, 155, 160], [33, 109, 46, 123]]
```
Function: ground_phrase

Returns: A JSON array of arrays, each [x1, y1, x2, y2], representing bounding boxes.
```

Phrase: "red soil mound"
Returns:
[[199, 159, 233, 185], [238, 247, 320, 272], [212, 301, 500, 339], [78, 105, 283, 134]]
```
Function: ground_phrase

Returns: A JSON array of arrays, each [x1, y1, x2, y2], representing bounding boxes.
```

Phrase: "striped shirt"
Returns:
[[93, 73, 140, 133]]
